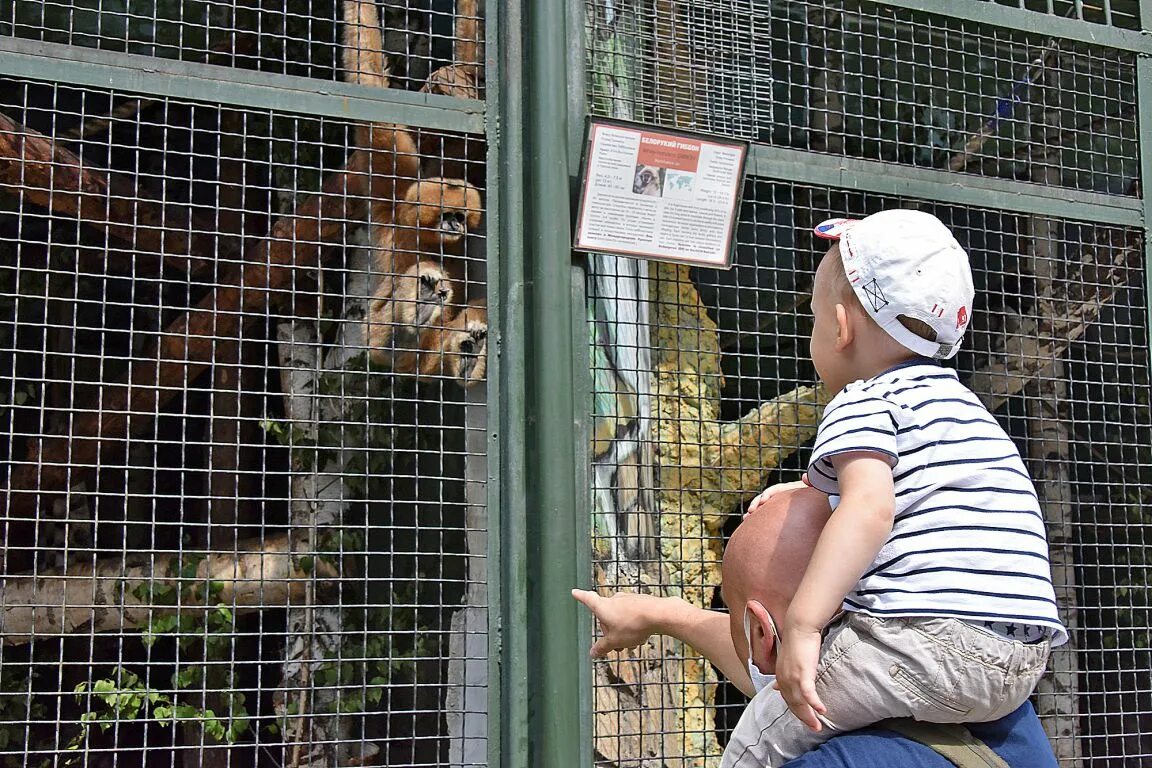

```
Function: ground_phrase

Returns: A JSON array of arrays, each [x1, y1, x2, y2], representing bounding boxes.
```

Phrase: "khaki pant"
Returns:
[[721, 613, 1051, 768]]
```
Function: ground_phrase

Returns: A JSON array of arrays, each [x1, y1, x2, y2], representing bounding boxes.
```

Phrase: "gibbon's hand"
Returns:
[[745, 475, 811, 517], [571, 589, 666, 658]]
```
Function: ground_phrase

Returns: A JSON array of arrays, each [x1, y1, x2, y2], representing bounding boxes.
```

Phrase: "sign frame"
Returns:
[[572, 117, 749, 270]]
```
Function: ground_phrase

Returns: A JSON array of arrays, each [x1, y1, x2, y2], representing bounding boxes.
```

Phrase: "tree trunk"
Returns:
[[274, 229, 376, 767], [446, 383, 489, 767], [1022, 105, 1082, 766], [588, 4, 693, 764]]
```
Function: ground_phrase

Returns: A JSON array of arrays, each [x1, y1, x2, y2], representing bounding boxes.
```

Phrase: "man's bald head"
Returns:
[[722, 487, 832, 665]]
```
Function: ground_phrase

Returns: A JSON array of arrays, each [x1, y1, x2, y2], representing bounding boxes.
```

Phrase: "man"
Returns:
[[572, 487, 1059, 767]]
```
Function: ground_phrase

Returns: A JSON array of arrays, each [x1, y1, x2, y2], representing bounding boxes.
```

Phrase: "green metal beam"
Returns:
[[871, 0, 1152, 53], [491, 0, 587, 763], [0, 36, 485, 133], [747, 144, 1144, 226]]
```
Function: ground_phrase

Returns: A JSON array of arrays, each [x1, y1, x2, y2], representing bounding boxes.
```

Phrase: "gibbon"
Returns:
[[344, 0, 488, 387], [365, 179, 481, 373], [632, 164, 663, 197]]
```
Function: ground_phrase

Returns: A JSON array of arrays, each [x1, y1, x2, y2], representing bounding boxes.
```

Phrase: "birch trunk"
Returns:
[[275, 227, 377, 767], [445, 383, 488, 767], [587, 4, 692, 764]]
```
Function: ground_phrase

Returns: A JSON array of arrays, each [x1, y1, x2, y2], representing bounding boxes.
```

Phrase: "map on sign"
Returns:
[[573, 118, 748, 269]]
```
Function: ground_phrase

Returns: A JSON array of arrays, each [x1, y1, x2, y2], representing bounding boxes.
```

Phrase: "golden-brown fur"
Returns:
[[367, 260, 453, 371], [345, 0, 488, 387], [417, 300, 488, 387]]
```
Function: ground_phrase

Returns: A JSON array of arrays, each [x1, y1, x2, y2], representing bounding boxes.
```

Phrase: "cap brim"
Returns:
[[813, 218, 861, 240]]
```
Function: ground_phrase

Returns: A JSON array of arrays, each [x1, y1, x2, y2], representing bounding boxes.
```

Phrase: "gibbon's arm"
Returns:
[[342, 0, 420, 216], [455, 0, 483, 78], [343, 0, 388, 89]]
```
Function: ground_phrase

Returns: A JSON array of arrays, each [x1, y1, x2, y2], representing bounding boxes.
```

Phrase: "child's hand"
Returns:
[[571, 589, 667, 658], [746, 475, 811, 517], [773, 623, 827, 732]]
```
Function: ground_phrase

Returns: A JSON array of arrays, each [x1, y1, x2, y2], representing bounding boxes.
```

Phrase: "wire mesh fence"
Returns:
[[585, 1, 1150, 766], [587, 180, 1150, 768], [0, 0, 483, 91], [586, 0, 1139, 195], [0, 0, 490, 762], [988, 0, 1142, 29]]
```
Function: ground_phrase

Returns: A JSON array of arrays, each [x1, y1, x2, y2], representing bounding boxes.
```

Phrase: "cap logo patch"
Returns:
[[861, 278, 889, 313], [956, 306, 968, 330], [813, 217, 860, 240]]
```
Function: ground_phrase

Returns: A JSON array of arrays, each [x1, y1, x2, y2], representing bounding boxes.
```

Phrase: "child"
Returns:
[[722, 210, 1067, 767]]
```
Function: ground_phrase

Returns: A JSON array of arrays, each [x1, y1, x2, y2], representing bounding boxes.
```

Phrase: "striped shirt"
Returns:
[[807, 359, 1068, 646]]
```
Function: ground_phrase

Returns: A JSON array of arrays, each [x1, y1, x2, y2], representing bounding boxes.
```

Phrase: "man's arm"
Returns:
[[571, 589, 755, 696]]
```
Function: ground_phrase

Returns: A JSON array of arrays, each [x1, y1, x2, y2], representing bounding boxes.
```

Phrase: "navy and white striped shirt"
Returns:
[[807, 359, 1068, 646]]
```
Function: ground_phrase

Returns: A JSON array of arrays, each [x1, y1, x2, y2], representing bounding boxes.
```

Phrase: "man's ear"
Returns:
[[745, 600, 776, 667], [834, 302, 854, 352]]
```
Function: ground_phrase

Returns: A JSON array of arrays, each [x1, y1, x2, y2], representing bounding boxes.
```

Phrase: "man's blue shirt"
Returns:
[[781, 702, 1058, 767]]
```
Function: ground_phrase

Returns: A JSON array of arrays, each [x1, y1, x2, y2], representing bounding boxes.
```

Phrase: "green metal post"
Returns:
[[492, 0, 589, 765], [488, 0, 529, 763], [566, 0, 594, 758]]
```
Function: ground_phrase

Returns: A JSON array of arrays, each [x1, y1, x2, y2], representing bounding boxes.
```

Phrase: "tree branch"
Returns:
[[2, 157, 364, 531], [0, 534, 337, 645], [947, 39, 1061, 173], [60, 32, 258, 141], [0, 112, 214, 274], [717, 384, 829, 493], [972, 225, 1141, 411]]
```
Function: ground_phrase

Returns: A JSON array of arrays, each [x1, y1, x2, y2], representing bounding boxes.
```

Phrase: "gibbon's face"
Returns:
[[401, 179, 483, 246], [439, 210, 470, 238]]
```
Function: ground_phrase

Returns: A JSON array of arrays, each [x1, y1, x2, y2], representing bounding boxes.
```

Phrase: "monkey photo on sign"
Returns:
[[632, 164, 665, 197]]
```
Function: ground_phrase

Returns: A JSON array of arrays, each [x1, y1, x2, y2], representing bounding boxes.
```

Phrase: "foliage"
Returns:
[[57, 552, 251, 758], [0, 666, 46, 767], [65, 665, 246, 762], [261, 352, 398, 497], [317, 591, 433, 717]]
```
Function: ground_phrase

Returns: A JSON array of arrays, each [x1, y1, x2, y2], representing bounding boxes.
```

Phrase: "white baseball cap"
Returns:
[[813, 210, 975, 360]]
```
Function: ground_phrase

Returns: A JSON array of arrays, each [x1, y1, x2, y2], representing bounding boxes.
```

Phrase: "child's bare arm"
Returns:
[[775, 453, 895, 729]]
